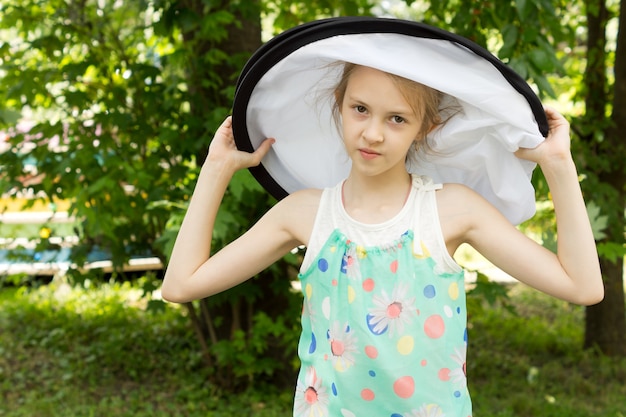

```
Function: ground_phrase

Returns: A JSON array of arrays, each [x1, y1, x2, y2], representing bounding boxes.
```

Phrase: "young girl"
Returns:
[[161, 63, 603, 416]]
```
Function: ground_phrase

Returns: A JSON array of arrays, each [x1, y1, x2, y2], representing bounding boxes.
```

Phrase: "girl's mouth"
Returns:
[[359, 149, 380, 160]]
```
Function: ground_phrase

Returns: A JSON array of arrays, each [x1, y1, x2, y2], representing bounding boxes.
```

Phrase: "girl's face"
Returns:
[[339, 66, 422, 179]]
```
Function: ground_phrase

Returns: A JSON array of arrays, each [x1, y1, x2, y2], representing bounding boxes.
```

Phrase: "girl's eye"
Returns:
[[354, 105, 367, 114], [392, 115, 405, 124]]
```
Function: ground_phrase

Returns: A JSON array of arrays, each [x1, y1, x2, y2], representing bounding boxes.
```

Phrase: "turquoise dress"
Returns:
[[294, 177, 471, 417]]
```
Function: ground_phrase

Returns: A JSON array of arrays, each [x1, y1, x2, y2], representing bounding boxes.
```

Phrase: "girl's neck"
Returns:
[[341, 171, 412, 224]]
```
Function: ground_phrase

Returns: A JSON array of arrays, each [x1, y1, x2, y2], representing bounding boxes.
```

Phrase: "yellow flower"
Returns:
[[39, 227, 51, 239]]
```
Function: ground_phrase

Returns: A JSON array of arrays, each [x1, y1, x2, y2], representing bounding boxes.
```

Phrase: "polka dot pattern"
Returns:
[[396, 335, 414, 355], [393, 376, 415, 398], [424, 314, 445, 339], [295, 226, 470, 416], [318, 258, 329, 272], [423, 284, 436, 298], [364, 345, 378, 359], [361, 388, 375, 401], [362, 278, 375, 292]]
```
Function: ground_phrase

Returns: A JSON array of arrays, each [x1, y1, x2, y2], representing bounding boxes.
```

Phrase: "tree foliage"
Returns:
[[0, 0, 377, 390], [1, 0, 624, 391], [416, 0, 574, 98], [0, 0, 196, 274]]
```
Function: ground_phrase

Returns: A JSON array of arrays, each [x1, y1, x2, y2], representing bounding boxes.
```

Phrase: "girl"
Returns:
[[161, 63, 603, 416]]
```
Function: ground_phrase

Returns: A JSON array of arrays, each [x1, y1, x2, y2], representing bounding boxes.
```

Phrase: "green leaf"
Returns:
[[467, 271, 516, 314], [515, 0, 534, 20], [587, 201, 608, 240], [507, 57, 528, 79], [521, 25, 540, 43], [528, 48, 553, 72], [533, 74, 556, 98], [597, 242, 626, 264], [500, 24, 519, 59]]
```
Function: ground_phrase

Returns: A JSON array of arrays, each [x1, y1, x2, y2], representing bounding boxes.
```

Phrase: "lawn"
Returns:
[[0, 278, 625, 417]]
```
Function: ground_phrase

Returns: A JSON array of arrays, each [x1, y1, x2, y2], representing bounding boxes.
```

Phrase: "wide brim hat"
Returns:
[[232, 16, 548, 225]]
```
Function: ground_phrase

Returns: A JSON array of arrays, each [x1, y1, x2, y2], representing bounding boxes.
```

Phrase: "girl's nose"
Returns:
[[362, 120, 384, 143]]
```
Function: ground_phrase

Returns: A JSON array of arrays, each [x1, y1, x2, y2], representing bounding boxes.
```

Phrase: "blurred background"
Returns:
[[0, 0, 624, 415]]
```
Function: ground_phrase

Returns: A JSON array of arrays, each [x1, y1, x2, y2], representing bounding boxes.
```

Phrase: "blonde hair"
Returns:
[[331, 63, 445, 154]]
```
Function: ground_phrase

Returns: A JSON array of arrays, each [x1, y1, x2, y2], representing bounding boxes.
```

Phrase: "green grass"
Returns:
[[468, 286, 626, 416], [0, 280, 625, 417], [0, 279, 292, 417]]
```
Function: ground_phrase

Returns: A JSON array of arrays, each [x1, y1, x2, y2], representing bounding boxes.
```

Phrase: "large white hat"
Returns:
[[232, 16, 548, 224]]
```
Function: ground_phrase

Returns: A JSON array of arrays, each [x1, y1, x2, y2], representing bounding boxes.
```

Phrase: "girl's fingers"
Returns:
[[245, 137, 276, 167], [207, 116, 275, 170]]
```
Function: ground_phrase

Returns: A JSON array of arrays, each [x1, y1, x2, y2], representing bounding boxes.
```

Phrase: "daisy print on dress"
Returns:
[[340, 244, 362, 281], [438, 344, 468, 401], [449, 345, 467, 387], [294, 366, 329, 417], [405, 403, 445, 417], [367, 282, 417, 336], [327, 321, 358, 372], [302, 286, 319, 327]]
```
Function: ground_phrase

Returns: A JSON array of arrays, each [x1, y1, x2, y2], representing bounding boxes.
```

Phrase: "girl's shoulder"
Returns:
[[269, 188, 324, 246], [436, 182, 487, 207], [436, 182, 500, 223], [281, 187, 324, 210], [435, 182, 496, 253], [436, 182, 473, 206]]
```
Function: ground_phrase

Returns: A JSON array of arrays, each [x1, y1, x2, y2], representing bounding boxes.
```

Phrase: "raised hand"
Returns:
[[515, 106, 572, 167], [206, 116, 275, 173]]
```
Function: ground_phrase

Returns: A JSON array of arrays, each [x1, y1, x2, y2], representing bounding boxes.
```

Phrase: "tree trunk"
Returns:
[[585, 259, 626, 355], [583, 0, 626, 356], [175, 0, 301, 389]]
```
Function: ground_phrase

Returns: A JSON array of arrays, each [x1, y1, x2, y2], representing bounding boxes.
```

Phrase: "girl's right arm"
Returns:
[[161, 117, 314, 303]]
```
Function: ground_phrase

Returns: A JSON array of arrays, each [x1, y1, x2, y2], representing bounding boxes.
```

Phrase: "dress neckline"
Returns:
[[336, 174, 419, 230]]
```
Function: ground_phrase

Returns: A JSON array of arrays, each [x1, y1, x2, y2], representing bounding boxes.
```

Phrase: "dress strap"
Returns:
[[412, 174, 443, 192], [410, 175, 442, 256]]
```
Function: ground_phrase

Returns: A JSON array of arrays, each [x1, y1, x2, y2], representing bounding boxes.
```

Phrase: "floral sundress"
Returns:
[[294, 181, 471, 417]]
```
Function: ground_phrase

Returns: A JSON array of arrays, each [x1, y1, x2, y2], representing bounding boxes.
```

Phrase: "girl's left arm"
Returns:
[[464, 107, 604, 305]]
